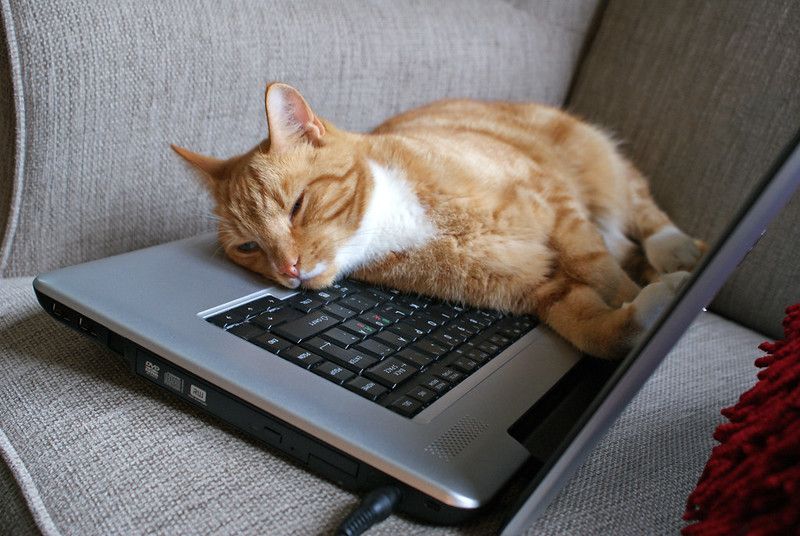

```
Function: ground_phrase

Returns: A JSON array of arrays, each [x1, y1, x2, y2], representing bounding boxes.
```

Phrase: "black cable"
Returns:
[[336, 485, 402, 536]]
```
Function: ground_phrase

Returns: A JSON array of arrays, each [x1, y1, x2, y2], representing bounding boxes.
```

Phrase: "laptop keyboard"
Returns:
[[206, 280, 537, 418]]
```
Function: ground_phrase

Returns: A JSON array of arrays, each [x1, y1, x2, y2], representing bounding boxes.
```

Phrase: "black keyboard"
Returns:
[[206, 280, 537, 418]]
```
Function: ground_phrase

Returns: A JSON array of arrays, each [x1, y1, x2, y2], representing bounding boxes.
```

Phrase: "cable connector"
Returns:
[[336, 485, 402, 536]]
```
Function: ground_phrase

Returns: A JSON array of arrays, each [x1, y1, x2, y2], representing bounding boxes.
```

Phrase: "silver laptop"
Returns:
[[32, 132, 800, 532]]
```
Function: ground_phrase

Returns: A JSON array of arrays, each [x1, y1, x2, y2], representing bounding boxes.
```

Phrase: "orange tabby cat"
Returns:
[[173, 83, 704, 358]]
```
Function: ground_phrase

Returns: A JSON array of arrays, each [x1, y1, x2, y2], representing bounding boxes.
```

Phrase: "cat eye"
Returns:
[[236, 241, 260, 253], [290, 192, 305, 220]]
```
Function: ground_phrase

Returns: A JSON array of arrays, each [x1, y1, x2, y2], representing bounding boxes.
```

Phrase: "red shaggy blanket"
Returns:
[[683, 304, 800, 535]]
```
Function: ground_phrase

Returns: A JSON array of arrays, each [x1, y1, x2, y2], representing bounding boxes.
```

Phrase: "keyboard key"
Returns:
[[388, 322, 422, 341], [448, 356, 480, 374], [426, 304, 461, 322], [477, 341, 501, 356], [289, 295, 325, 313], [331, 281, 363, 295], [364, 288, 393, 303], [313, 361, 355, 385], [340, 294, 379, 314], [281, 346, 324, 369], [345, 376, 388, 401], [307, 288, 342, 304], [417, 375, 451, 395], [251, 307, 303, 329], [340, 319, 377, 338], [273, 310, 340, 343], [488, 333, 511, 348], [406, 385, 437, 404], [452, 318, 481, 336], [359, 312, 394, 329], [355, 339, 393, 359], [321, 327, 361, 348], [451, 344, 491, 364], [251, 333, 292, 355], [388, 396, 423, 417], [442, 324, 471, 343], [230, 296, 278, 319], [207, 309, 247, 328], [428, 365, 465, 385], [396, 296, 431, 310], [323, 303, 357, 320], [374, 330, 411, 351], [429, 329, 459, 350], [464, 311, 493, 328], [407, 316, 438, 334], [227, 322, 265, 341], [396, 348, 433, 368], [302, 338, 378, 372], [382, 303, 414, 317], [413, 339, 449, 359], [365, 357, 418, 389]]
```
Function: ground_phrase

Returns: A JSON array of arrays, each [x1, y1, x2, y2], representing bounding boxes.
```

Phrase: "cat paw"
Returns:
[[644, 226, 704, 273], [631, 270, 691, 331]]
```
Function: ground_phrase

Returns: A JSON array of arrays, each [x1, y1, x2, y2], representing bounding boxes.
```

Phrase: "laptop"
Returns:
[[32, 131, 800, 532]]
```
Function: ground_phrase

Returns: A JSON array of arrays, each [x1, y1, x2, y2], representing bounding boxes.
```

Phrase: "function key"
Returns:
[[281, 346, 324, 369], [396, 296, 430, 310], [313, 361, 356, 385], [345, 376, 388, 401], [251, 333, 292, 355], [388, 396, 424, 417]]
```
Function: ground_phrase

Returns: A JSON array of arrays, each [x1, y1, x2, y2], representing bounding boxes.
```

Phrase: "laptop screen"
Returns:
[[502, 129, 800, 533]]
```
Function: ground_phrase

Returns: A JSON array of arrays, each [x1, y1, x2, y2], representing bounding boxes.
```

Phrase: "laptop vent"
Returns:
[[424, 416, 488, 462]]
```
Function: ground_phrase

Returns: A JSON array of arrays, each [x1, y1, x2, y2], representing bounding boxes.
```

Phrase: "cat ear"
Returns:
[[171, 145, 228, 187], [265, 83, 326, 152]]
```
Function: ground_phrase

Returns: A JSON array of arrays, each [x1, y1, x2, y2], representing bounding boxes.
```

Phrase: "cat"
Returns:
[[173, 82, 705, 359]]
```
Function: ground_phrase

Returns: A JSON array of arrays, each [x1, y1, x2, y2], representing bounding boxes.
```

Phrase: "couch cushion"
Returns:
[[0, 0, 599, 277], [567, 0, 800, 339], [0, 276, 769, 534]]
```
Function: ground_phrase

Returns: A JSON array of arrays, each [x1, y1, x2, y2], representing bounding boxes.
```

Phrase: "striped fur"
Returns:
[[173, 83, 706, 358]]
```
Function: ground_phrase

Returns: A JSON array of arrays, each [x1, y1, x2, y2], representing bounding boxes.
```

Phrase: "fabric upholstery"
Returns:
[[0, 0, 599, 278], [568, 0, 800, 339], [0, 277, 768, 534]]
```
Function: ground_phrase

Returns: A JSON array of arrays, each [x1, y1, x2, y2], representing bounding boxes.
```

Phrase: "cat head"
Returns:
[[173, 83, 370, 289]]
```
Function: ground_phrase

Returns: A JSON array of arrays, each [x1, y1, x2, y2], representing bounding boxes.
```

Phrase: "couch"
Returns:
[[1, 0, 798, 534]]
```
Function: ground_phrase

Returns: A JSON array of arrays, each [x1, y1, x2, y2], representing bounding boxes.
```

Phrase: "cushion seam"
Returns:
[[0, 428, 61, 536], [0, 0, 27, 276]]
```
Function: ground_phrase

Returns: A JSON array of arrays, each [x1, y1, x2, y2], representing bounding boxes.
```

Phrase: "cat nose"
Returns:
[[279, 259, 299, 278]]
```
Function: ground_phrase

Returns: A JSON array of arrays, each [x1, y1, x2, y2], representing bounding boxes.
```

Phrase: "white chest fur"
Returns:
[[334, 160, 437, 275]]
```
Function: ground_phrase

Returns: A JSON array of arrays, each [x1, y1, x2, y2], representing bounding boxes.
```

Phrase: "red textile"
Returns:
[[683, 304, 800, 536]]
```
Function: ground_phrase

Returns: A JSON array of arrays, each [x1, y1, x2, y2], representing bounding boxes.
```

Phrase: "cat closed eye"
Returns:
[[236, 241, 260, 253], [290, 192, 304, 220]]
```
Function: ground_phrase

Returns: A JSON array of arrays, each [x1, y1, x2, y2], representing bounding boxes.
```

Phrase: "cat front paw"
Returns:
[[631, 271, 691, 332], [644, 226, 704, 273]]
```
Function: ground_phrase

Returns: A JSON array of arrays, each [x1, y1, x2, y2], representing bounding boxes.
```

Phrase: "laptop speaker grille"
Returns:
[[424, 416, 488, 461]]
